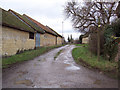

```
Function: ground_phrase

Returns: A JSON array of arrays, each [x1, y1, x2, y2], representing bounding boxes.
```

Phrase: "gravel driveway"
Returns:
[[2, 45, 118, 88]]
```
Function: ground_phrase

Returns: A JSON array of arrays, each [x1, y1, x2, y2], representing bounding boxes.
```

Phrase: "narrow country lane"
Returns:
[[2, 45, 118, 88]]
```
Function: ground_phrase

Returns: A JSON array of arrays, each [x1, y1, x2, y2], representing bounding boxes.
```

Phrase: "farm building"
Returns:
[[1, 8, 64, 56], [82, 32, 89, 44], [1, 8, 36, 56], [8, 9, 45, 47], [46, 26, 63, 45], [23, 14, 63, 46], [82, 37, 89, 44]]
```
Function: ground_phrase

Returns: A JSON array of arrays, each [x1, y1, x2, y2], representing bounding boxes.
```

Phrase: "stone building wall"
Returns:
[[39, 34, 44, 46], [2, 26, 35, 56], [82, 37, 89, 44], [57, 37, 62, 45], [43, 33, 56, 46]]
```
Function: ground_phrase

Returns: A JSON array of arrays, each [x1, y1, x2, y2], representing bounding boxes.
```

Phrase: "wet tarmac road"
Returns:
[[3, 45, 118, 88]]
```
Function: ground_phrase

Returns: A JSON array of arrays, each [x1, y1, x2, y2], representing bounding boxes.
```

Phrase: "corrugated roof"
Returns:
[[1, 8, 35, 33], [23, 14, 58, 36], [8, 9, 45, 34]]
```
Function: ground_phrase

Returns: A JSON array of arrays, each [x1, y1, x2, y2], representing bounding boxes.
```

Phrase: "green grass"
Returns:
[[2, 45, 64, 68], [54, 49, 63, 60], [75, 44, 88, 47], [72, 45, 118, 78]]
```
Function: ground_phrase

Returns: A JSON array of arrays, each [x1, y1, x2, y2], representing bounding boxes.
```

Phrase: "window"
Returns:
[[29, 32, 34, 39]]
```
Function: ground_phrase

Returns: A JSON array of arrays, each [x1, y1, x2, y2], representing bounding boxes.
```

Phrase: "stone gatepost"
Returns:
[[115, 43, 120, 62]]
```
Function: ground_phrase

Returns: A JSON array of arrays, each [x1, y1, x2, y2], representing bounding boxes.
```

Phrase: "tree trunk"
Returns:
[[97, 28, 100, 61]]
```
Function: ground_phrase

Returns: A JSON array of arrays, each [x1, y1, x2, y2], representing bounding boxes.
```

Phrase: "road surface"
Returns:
[[2, 45, 118, 88]]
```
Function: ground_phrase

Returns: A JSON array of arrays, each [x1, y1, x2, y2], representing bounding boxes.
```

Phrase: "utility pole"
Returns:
[[62, 21, 64, 44], [97, 17, 101, 61], [62, 18, 67, 44], [62, 21, 64, 37]]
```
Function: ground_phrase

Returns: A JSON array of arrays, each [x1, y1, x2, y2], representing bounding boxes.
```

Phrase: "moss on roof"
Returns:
[[8, 9, 45, 34], [23, 14, 58, 36], [1, 8, 35, 33]]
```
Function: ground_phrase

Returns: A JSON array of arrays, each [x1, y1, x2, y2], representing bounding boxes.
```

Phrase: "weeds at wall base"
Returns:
[[2, 44, 64, 68]]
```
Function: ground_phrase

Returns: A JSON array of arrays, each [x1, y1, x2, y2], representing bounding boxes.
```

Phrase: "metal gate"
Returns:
[[36, 33, 40, 47]]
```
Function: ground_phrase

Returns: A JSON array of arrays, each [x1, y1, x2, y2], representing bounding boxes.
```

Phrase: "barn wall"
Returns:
[[43, 33, 56, 46], [2, 26, 35, 56], [82, 37, 89, 44], [57, 37, 62, 45], [39, 34, 44, 46]]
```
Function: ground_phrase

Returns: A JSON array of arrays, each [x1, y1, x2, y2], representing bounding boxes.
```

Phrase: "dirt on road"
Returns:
[[2, 45, 118, 88]]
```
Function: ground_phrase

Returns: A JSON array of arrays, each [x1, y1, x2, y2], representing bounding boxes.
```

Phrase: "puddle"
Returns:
[[64, 60, 71, 65], [64, 56, 70, 60], [33, 85, 37, 88], [15, 79, 33, 86], [66, 65, 80, 70]]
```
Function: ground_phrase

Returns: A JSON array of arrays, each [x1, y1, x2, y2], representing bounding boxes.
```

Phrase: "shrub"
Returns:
[[104, 24, 118, 61], [79, 35, 84, 44], [112, 18, 120, 37]]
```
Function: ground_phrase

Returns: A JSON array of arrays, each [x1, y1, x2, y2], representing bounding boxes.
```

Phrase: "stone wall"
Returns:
[[57, 37, 62, 45], [2, 26, 35, 56], [115, 43, 120, 62], [82, 37, 89, 44], [2, 26, 63, 56], [39, 34, 44, 46], [43, 33, 56, 46]]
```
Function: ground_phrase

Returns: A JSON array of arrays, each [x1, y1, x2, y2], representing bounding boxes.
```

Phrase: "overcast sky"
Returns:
[[0, 0, 82, 41]]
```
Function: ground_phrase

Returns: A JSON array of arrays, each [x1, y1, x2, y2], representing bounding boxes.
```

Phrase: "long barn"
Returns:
[[1, 8, 63, 56]]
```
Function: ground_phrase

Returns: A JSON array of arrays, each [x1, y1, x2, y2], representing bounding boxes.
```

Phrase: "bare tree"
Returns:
[[64, 0, 117, 33], [116, 1, 120, 18], [64, 0, 117, 61]]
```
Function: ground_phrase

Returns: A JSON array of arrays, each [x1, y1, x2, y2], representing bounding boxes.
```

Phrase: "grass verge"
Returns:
[[72, 44, 118, 79], [54, 49, 63, 60], [75, 44, 88, 47], [2, 44, 64, 68]]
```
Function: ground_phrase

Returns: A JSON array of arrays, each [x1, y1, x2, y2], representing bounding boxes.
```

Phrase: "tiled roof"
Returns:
[[1, 8, 35, 33], [8, 9, 45, 34], [23, 14, 58, 36]]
